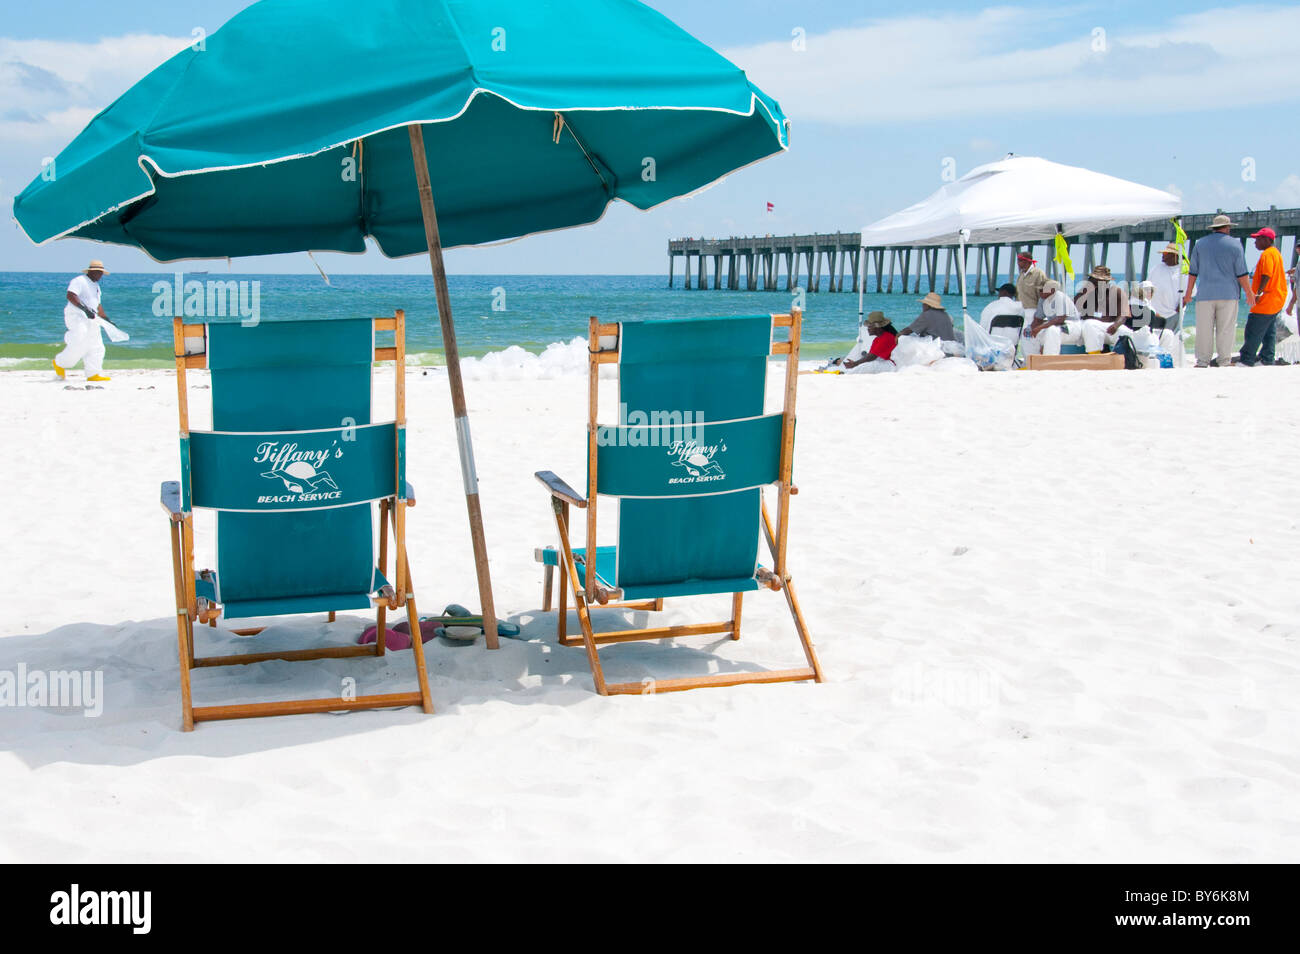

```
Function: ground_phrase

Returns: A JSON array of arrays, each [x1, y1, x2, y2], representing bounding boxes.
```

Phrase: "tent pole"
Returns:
[[857, 243, 865, 322], [958, 231, 969, 319], [408, 123, 500, 651]]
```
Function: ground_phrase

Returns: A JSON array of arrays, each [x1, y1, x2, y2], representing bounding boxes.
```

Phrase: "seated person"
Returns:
[[1024, 279, 1085, 355], [980, 282, 1024, 332], [902, 292, 961, 354], [1073, 265, 1133, 353], [843, 310, 898, 372], [1126, 281, 1155, 331], [1122, 280, 1184, 364]]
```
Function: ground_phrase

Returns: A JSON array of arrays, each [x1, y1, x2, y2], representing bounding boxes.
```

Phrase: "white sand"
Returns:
[[1, 361, 1298, 862]]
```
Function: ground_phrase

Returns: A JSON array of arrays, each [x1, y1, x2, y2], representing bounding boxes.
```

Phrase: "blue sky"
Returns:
[[4, 0, 1299, 274]]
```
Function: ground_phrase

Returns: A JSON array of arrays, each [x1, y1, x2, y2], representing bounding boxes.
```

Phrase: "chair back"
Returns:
[[181, 318, 398, 615], [590, 315, 786, 591]]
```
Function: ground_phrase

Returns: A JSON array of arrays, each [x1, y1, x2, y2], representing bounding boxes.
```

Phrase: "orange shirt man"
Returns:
[[1241, 228, 1288, 366], [1252, 234, 1286, 313]]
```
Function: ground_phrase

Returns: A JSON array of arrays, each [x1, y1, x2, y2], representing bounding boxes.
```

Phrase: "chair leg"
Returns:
[[553, 504, 606, 694], [177, 612, 195, 731], [168, 519, 196, 731], [557, 552, 569, 644], [542, 562, 554, 612], [376, 500, 390, 656], [731, 591, 743, 640], [401, 558, 435, 714], [782, 578, 824, 683]]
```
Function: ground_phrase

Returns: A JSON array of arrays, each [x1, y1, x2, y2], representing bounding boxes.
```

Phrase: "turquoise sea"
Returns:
[[0, 271, 1008, 370]]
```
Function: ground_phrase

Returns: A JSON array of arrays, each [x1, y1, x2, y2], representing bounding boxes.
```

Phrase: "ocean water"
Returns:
[[0, 271, 1006, 370]]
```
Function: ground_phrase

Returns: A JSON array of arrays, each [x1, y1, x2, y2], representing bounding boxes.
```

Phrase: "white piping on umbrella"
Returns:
[[14, 87, 789, 249], [16, 137, 790, 267]]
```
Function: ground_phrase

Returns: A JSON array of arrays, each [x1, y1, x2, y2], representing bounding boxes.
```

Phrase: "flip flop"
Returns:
[[393, 618, 441, 642], [357, 624, 429, 650], [414, 609, 522, 638]]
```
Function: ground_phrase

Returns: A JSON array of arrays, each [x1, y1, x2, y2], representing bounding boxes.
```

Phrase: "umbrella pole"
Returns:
[[408, 123, 500, 651]]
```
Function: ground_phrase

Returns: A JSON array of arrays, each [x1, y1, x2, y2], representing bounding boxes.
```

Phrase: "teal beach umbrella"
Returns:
[[12, 0, 790, 646]]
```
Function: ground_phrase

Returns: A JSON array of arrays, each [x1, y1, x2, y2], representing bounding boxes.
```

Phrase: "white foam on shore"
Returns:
[[425, 337, 828, 380], [459, 336, 592, 380]]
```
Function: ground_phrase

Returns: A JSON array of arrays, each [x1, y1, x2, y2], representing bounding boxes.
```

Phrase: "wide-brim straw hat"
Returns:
[[83, 260, 110, 275], [1210, 214, 1236, 229], [1089, 265, 1112, 281], [1042, 279, 1060, 293], [1160, 243, 1180, 257], [918, 292, 942, 309], [865, 310, 889, 329]]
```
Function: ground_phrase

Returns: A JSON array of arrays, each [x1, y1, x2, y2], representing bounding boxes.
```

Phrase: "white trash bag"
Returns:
[[1280, 312, 1300, 364], [891, 334, 945, 367], [963, 317, 1015, 371]]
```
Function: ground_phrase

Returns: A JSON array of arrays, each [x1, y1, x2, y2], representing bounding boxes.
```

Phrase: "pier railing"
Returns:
[[668, 208, 1300, 294]]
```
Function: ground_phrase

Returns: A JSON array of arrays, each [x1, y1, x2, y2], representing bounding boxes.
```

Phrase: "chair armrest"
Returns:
[[535, 470, 587, 508], [160, 481, 183, 521]]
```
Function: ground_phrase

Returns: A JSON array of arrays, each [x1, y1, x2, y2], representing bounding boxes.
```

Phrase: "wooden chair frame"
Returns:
[[535, 310, 824, 695], [162, 311, 434, 730]]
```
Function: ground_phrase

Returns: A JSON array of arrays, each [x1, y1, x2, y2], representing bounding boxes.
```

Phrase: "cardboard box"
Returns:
[[1027, 353, 1124, 371]]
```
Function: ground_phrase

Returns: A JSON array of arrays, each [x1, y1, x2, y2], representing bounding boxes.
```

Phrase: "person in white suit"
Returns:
[[1022, 280, 1085, 355], [54, 260, 113, 382], [1145, 245, 1189, 366]]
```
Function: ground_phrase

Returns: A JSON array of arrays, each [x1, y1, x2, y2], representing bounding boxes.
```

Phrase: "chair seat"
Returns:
[[538, 546, 762, 600], [195, 568, 389, 620]]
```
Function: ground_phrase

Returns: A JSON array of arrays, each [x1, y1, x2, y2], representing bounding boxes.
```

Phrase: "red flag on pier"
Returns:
[[766, 202, 774, 212]]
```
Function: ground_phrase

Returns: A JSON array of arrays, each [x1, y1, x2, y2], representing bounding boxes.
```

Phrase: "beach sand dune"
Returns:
[[0, 364, 1297, 862]]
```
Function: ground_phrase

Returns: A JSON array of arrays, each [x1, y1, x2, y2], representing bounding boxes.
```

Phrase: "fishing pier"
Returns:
[[668, 208, 1300, 294]]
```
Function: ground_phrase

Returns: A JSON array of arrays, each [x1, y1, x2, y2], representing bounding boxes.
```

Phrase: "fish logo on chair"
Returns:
[[254, 440, 343, 501], [261, 460, 338, 494], [667, 438, 727, 484]]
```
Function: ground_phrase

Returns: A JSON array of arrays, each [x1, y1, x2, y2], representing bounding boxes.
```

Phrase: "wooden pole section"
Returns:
[[393, 307, 409, 607], [407, 123, 500, 650], [775, 309, 800, 579], [585, 316, 600, 603]]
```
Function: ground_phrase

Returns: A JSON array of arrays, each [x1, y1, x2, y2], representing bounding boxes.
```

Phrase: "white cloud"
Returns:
[[724, 4, 1300, 124], [1274, 174, 1300, 207], [0, 33, 190, 151], [1178, 174, 1300, 213]]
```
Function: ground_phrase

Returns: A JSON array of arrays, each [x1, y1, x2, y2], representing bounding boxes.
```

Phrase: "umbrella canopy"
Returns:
[[859, 156, 1181, 248], [14, 0, 789, 653], [13, 0, 787, 260]]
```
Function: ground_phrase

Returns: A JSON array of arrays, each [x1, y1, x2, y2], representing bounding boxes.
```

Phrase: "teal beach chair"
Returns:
[[535, 311, 824, 694], [161, 311, 433, 729]]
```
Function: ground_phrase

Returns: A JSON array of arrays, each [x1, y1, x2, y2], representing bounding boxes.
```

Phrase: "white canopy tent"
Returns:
[[857, 156, 1183, 320]]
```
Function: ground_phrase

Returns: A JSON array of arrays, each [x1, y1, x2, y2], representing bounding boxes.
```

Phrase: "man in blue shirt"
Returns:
[[1184, 214, 1254, 367]]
